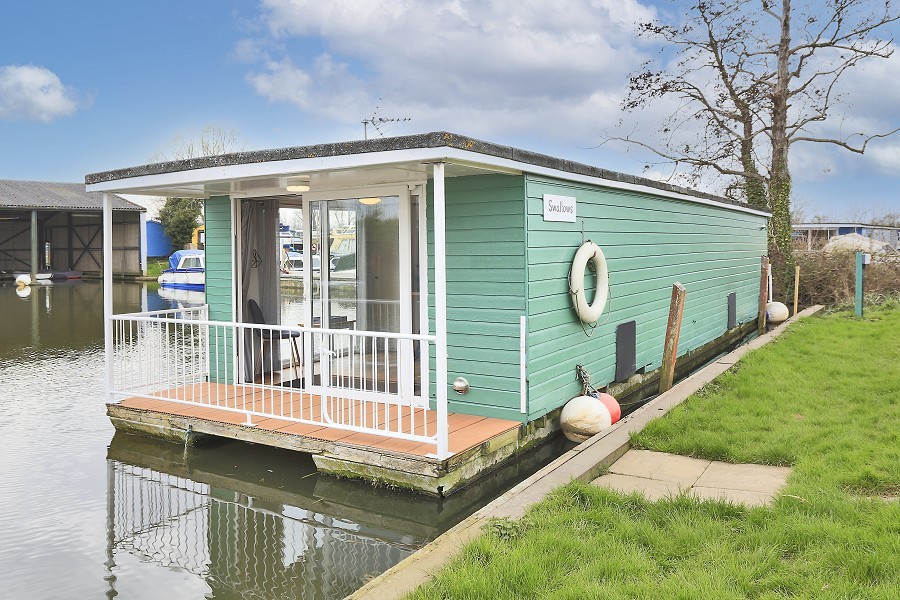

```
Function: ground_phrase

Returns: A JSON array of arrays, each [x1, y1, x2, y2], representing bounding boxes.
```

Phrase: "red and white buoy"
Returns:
[[560, 392, 622, 443]]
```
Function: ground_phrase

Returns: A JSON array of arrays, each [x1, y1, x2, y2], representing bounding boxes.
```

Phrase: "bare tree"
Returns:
[[153, 126, 245, 248], [616, 0, 899, 292], [154, 125, 244, 162], [839, 205, 900, 225]]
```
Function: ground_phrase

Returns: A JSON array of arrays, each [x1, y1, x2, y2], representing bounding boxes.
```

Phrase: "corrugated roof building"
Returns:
[[0, 179, 143, 211], [0, 179, 146, 277]]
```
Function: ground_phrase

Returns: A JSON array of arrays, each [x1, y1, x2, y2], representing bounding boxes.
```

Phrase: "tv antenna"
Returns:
[[362, 103, 411, 139]]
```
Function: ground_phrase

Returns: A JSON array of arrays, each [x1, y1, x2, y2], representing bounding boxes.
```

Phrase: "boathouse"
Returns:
[[0, 179, 146, 278], [87, 132, 769, 495]]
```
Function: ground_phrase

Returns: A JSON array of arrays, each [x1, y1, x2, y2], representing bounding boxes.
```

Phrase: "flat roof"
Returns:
[[0, 179, 143, 211], [85, 131, 768, 217]]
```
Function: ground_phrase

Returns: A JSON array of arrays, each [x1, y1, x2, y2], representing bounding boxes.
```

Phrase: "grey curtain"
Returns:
[[241, 198, 280, 379]]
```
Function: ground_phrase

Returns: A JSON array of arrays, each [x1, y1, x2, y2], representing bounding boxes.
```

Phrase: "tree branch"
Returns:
[[791, 128, 900, 153]]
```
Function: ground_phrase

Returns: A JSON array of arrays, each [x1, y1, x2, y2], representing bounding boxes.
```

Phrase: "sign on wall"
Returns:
[[543, 194, 576, 222]]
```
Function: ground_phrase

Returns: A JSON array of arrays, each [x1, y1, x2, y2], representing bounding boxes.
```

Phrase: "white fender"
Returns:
[[569, 241, 609, 322]]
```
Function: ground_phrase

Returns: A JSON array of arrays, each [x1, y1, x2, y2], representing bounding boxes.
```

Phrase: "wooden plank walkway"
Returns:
[[116, 382, 521, 458]]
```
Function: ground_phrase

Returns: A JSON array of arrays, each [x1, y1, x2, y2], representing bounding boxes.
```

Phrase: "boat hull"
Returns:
[[158, 270, 204, 291]]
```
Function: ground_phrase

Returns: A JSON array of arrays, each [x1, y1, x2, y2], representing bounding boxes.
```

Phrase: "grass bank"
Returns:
[[146, 258, 167, 279], [410, 308, 900, 599]]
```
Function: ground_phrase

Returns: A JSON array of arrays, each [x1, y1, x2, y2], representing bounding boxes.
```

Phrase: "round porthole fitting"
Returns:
[[452, 377, 470, 395]]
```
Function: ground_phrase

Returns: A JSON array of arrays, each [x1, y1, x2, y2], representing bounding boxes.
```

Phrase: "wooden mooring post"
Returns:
[[659, 282, 686, 394], [758, 257, 769, 336]]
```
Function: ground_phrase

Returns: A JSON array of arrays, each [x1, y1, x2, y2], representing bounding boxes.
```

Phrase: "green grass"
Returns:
[[410, 308, 900, 599], [145, 258, 167, 278]]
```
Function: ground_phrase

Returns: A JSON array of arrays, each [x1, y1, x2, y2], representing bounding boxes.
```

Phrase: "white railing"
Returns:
[[109, 306, 447, 457]]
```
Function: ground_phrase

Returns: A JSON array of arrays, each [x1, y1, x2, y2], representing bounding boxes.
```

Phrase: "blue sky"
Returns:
[[2, 0, 898, 219]]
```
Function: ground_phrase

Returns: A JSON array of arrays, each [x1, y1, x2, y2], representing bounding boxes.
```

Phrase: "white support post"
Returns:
[[103, 193, 114, 404], [433, 163, 450, 459]]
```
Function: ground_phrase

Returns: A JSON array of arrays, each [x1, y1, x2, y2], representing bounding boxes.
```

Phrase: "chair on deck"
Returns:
[[247, 299, 301, 382]]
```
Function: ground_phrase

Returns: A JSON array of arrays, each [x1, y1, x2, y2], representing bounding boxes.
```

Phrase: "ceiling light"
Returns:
[[286, 175, 311, 193], [359, 196, 382, 205]]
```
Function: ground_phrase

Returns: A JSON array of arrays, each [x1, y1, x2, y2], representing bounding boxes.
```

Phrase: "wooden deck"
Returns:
[[108, 383, 543, 496], [117, 384, 519, 456]]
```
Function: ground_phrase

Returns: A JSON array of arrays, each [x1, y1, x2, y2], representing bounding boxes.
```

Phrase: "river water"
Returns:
[[0, 280, 557, 600]]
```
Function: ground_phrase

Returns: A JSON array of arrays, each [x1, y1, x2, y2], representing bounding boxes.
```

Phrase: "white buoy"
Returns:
[[560, 395, 612, 443], [15, 274, 31, 287], [766, 301, 789, 324], [16, 286, 31, 298]]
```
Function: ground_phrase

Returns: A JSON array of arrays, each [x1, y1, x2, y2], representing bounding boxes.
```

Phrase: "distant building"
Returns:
[[793, 222, 900, 250], [0, 179, 146, 277]]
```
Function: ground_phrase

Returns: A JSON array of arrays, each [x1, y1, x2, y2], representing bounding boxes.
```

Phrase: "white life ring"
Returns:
[[570, 241, 609, 323]]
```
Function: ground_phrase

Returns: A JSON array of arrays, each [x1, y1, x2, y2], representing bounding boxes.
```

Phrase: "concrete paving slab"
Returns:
[[691, 486, 773, 507], [592, 473, 687, 501], [596, 450, 792, 507], [696, 461, 791, 494], [609, 449, 710, 486]]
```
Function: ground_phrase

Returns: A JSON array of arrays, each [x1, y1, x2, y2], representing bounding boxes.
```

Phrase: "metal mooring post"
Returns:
[[855, 252, 868, 318]]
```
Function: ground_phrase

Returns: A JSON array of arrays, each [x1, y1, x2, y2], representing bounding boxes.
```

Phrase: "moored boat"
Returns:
[[158, 250, 204, 291]]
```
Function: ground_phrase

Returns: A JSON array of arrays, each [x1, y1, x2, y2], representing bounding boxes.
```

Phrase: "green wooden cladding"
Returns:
[[523, 175, 768, 421], [425, 173, 767, 423], [204, 195, 234, 383], [427, 174, 528, 422]]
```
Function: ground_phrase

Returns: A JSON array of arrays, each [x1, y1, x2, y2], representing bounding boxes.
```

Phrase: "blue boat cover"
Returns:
[[167, 249, 204, 270]]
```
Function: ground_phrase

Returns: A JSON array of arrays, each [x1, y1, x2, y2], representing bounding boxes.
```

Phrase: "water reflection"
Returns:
[[103, 431, 565, 598], [0, 280, 561, 599], [106, 435, 421, 599], [0, 280, 144, 358]]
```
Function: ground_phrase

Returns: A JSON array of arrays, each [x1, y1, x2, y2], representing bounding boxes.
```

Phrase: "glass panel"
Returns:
[[277, 206, 306, 330], [306, 196, 402, 394], [320, 196, 400, 334]]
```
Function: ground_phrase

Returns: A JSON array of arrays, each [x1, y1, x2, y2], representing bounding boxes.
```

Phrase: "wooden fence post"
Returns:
[[758, 257, 769, 336], [659, 282, 686, 394], [793, 265, 800, 316]]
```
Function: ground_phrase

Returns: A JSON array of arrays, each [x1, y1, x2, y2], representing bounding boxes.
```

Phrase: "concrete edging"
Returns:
[[348, 305, 824, 599]]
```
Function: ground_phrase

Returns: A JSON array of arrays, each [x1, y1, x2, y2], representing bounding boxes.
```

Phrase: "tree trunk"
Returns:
[[740, 134, 767, 210], [768, 0, 795, 301]]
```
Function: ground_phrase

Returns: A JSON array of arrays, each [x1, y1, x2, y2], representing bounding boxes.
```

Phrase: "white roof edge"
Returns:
[[86, 146, 768, 217], [438, 148, 770, 217]]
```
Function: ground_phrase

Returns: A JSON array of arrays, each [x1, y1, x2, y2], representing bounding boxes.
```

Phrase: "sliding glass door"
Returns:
[[306, 188, 422, 404]]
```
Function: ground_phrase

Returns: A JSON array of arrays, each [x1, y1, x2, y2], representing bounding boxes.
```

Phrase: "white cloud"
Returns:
[[867, 143, 900, 172], [781, 43, 900, 181], [246, 54, 372, 120], [244, 0, 655, 141], [0, 65, 79, 122]]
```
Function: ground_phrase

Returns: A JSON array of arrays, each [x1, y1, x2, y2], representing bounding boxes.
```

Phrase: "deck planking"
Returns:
[[116, 382, 520, 459]]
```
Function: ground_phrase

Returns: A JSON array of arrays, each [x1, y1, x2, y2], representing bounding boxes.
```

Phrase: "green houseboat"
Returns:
[[87, 132, 769, 495]]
